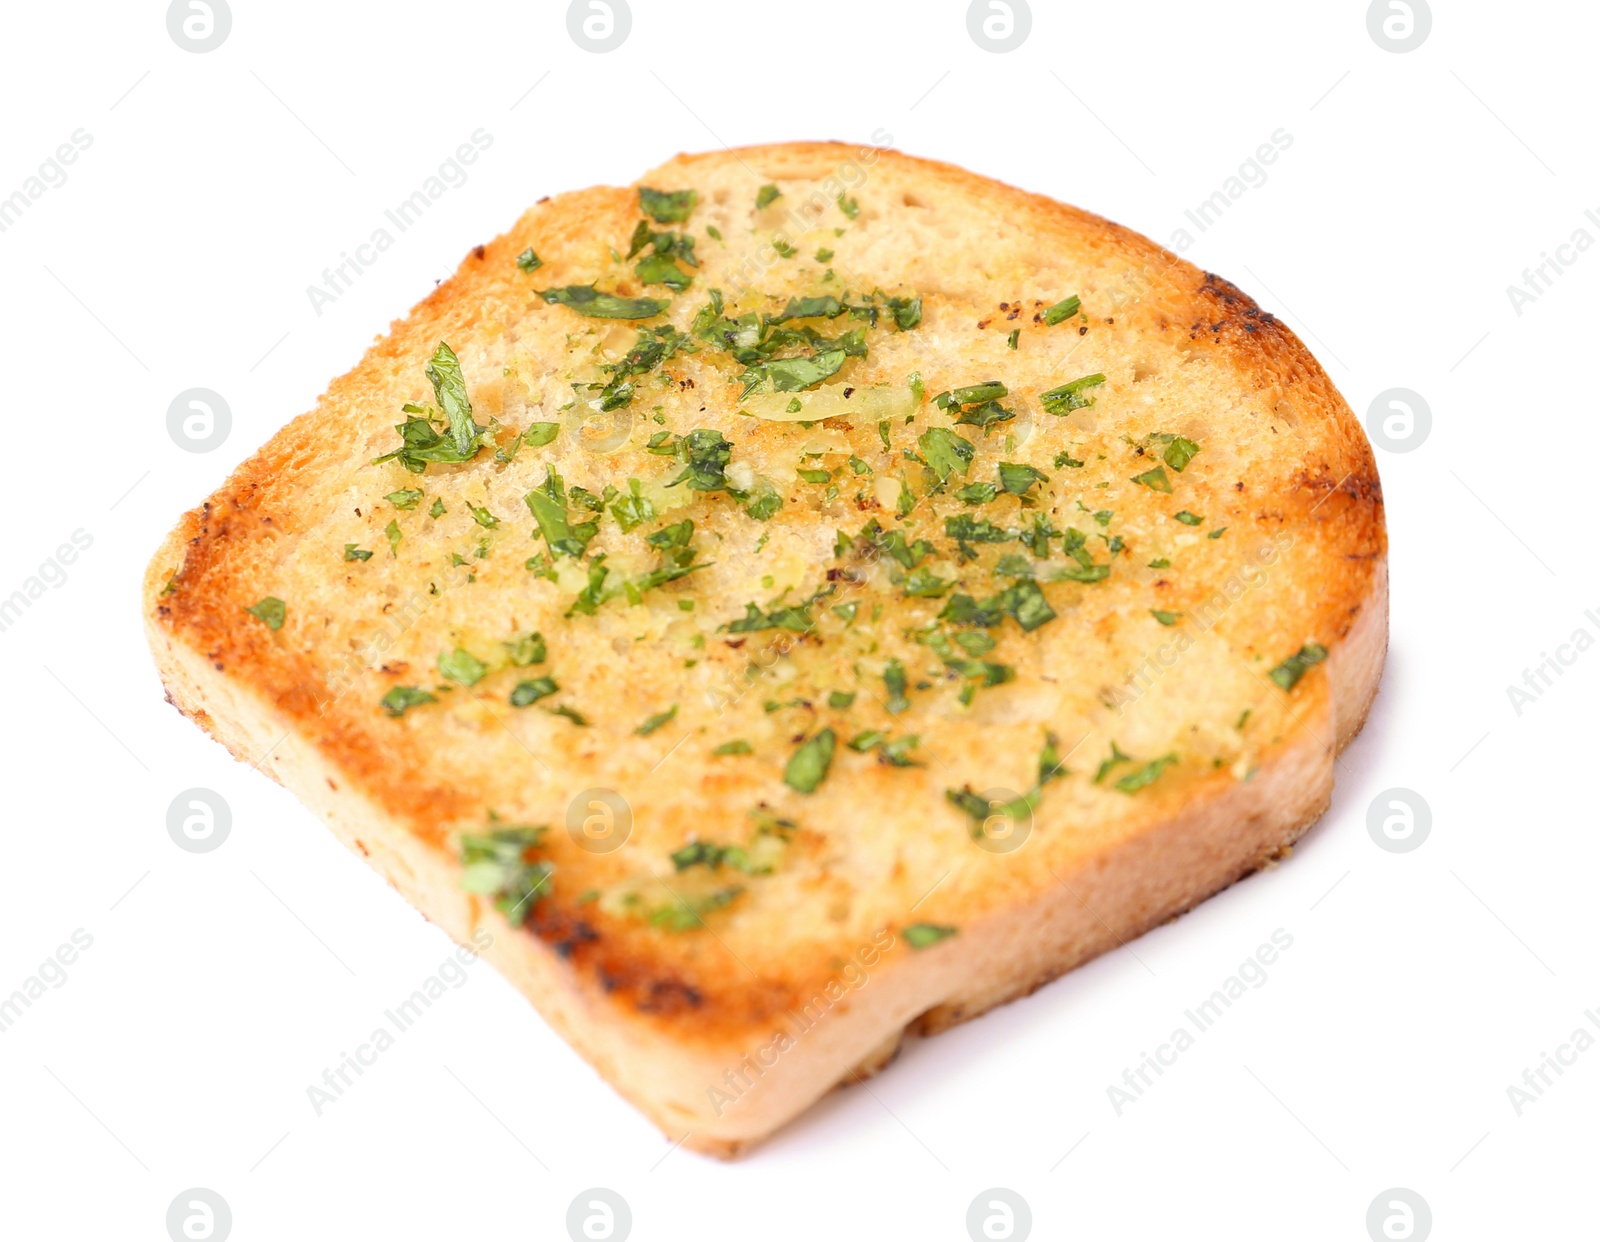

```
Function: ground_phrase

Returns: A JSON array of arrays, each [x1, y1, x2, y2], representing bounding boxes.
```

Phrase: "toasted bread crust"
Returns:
[[144, 143, 1385, 1155]]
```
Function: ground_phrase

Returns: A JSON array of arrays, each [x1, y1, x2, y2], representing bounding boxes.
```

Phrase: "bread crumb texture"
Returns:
[[146, 144, 1384, 1068]]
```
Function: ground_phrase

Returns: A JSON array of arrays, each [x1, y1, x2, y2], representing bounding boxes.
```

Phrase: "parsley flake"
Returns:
[[784, 728, 836, 794], [245, 597, 285, 630]]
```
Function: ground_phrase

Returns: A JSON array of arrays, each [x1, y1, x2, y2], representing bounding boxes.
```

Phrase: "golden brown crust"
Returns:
[[143, 142, 1386, 1154]]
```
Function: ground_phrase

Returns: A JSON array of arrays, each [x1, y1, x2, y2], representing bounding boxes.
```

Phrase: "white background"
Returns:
[[1, 1, 1595, 1238]]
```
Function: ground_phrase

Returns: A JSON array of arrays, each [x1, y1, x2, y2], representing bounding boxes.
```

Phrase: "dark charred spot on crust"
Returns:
[[473, 244, 486, 261], [636, 979, 703, 1013], [533, 905, 601, 959], [1191, 273, 1280, 343]]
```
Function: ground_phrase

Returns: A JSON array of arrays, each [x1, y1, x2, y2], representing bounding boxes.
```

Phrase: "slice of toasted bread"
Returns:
[[144, 142, 1385, 1157]]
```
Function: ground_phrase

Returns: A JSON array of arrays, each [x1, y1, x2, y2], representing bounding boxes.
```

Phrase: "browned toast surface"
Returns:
[[144, 142, 1386, 1155]]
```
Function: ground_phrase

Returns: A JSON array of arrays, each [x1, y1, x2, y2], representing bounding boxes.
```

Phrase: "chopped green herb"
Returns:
[[1163, 436, 1201, 471], [1054, 452, 1086, 468], [525, 469, 599, 558], [539, 284, 671, 320], [1209, 527, 1227, 539], [1040, 373, 1105, 415], [903, 566, 952, 598], [724, 590, 829, 634], [636, 705, 678, 736], [883, 294, 922, 331], [884, 658, 910, 714], [523, 421, 561, 447], [1173, 510, 1204, 526], [515, 248, 542, 273], [836, 193, 860, 219], [657, 428, 734, 492], [649, 886, 743, 931], [467, 502, 499, 529], [998, 462, 1049, 496], [742, 486, 783, 521], [1116, 754, 1178, 793], [756, 183, 781, 210], [458, 825, 551, 925], [1269, 643, 1328, 692], [245, 597, 285, 630], [1132, 465, 1172, 492], [1007, 328, 1020, 350], [945, 514, 1015, 548], [380, 685, 436, 718], [1094, 741, 1134, 784], [386, 488, 424, 510], [438, 647, 487, 687], [504, 632, 546, 666], [815, 248, 834, 262], [947, 733, 1065, 831], [784, 728, 836, 794], [828, 690, 856, 709], [849, 730, 921, 767], [713, 740, 752, 756], [509, 677, 558, 707], [917, 427, 976, 480], [1150, 609, 1181, 626], [544, 704, 589, 727], [1043, 295, 1082, 325], [384, 519, 403, 556], [639, 186, 698, 224], [608, 478, 657, 532], [895, 476, 915, 517], [343, 544, 373, 562], [940, 579, 1056, 633], [902, 923, 956, 949], [742, 349, 849, 395], [373, 342, 493, 473], [1148, 557, 1170, 569]]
